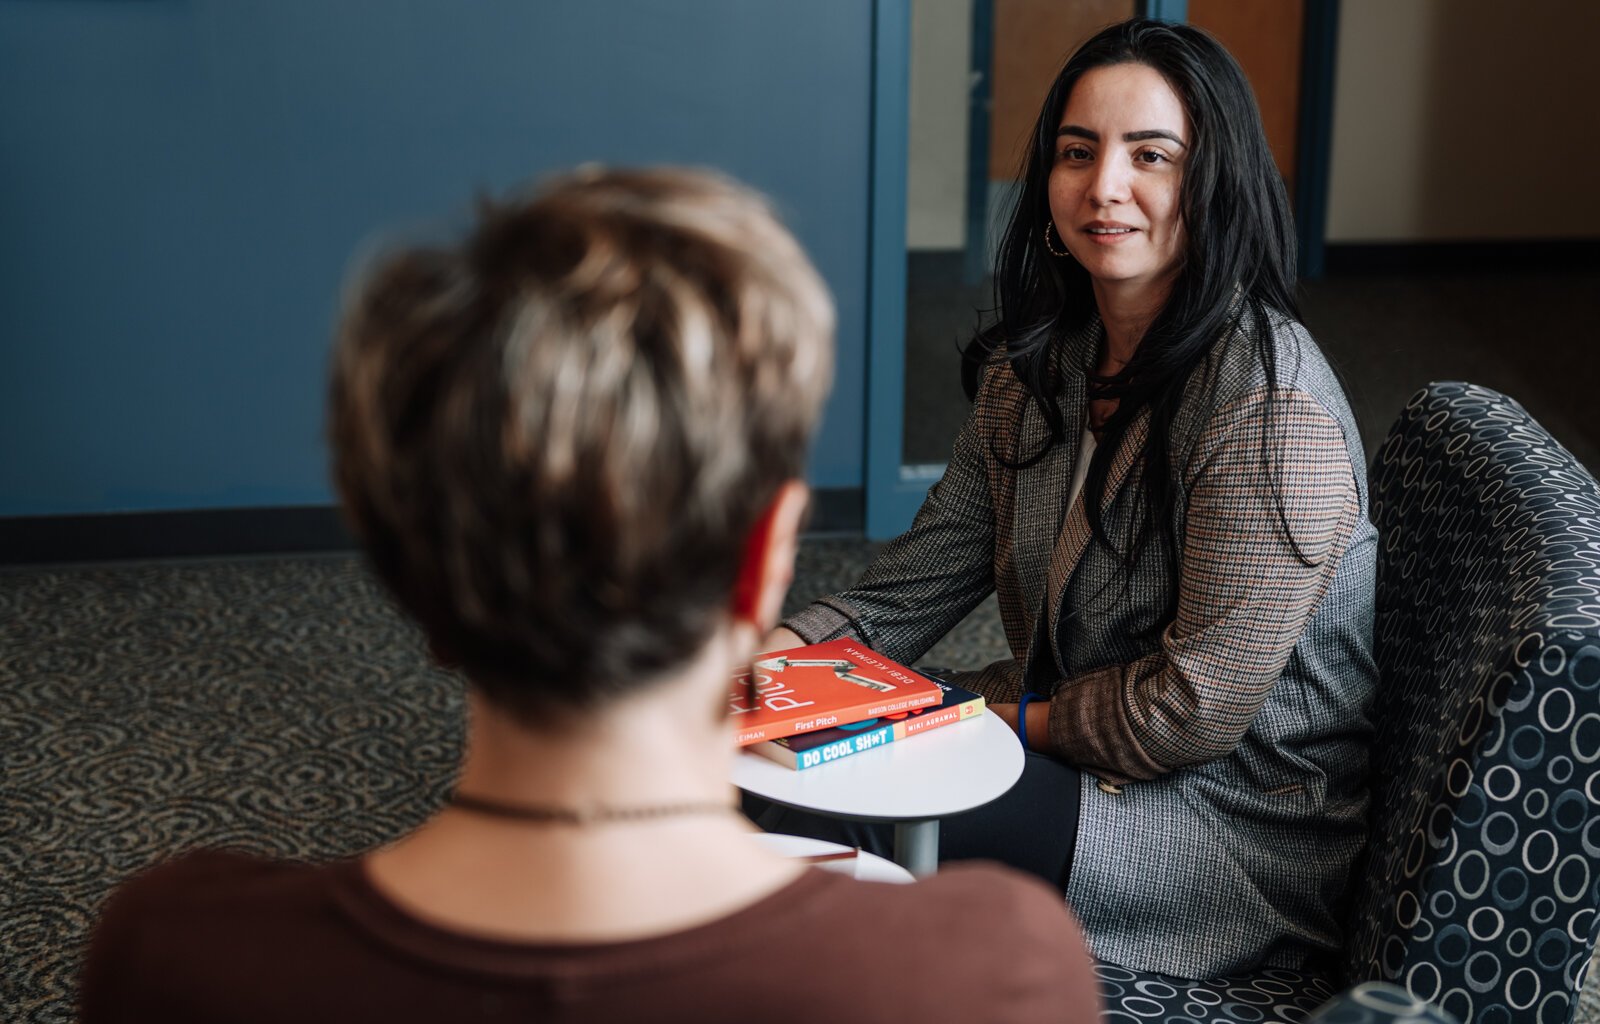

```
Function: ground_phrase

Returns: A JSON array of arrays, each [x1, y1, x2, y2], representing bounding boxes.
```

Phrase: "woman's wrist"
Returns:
[[760, 625, 805, 652], [1029, 699, 1052, 752], [1016, 694, 1052, 754]]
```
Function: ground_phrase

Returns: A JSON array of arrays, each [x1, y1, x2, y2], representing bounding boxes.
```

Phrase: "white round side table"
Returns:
[[734, 712, 1024, 876], [750, 832, 915, 884]]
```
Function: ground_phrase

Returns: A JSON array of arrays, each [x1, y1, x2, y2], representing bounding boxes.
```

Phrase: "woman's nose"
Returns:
[[1087, 155, 1132, 206]]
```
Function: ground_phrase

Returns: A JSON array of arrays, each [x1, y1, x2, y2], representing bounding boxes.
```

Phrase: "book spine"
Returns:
[[750, 699, 988, 770], [786, 722, 899, 770], [733, 689, 942, 746], [899, 697, 985, 737]]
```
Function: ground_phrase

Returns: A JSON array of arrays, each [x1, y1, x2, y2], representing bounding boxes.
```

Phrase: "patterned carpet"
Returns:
[[0, 541, 904, 1022], [1, 556, 460, 1021], [2, 541, 1595, 1022]]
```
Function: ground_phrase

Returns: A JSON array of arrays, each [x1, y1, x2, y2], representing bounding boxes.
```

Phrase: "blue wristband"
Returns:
[[1017, 693, 1041, 753]]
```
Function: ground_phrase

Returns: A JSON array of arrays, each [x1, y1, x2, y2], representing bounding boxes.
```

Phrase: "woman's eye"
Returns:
[[1059, 146, 1092, 161], [1137, 150, 1170, 165]]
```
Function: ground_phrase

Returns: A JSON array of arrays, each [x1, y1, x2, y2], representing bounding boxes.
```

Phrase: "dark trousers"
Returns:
[[742, 753, 1082, 892]]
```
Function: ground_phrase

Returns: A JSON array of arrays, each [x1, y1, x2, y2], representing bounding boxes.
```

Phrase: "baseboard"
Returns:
[[0, 488, 866, 566], [0, 506, 356, 566], [1322, 239, 1600, 276], [805, 486, 864, 537]]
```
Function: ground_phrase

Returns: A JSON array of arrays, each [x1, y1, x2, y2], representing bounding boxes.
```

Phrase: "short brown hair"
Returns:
[[329, 167, 834, 716]]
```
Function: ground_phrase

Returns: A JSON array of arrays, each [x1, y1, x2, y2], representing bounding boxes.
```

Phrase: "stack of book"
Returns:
[[729, 639, 986, 771]]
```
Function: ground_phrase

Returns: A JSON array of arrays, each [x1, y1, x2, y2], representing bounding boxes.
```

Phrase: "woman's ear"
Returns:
[[729, 480, 809, 631]]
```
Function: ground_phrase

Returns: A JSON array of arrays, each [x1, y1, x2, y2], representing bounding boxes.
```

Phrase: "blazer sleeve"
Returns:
[[1046, 388, 1361, 785], [781, 362, 1010, 668]]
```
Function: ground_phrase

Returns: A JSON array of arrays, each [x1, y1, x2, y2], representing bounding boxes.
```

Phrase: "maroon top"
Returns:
[[81, 850, 1101, 1023]]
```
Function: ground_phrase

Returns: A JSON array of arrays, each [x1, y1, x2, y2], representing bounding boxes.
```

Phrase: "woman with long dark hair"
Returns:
[[761, 19, 1377, 979]]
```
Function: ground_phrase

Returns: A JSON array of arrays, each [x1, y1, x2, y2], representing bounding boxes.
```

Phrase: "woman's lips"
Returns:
[[1082, 225, 1138, 245]]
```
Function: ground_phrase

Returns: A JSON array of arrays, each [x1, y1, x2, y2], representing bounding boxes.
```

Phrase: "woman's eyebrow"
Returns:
[[1124, 129, 1187, 148], [1056, 125, 1187, 149]]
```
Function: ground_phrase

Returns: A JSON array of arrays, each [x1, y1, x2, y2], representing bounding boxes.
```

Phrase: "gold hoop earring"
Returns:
[[1043, 219, 1072, 259]]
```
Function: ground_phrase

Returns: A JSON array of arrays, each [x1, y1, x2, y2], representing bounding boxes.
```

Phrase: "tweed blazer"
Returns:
[[786, 313, 1378, 979]]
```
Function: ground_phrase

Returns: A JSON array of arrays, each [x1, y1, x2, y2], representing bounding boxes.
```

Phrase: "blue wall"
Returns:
[[0, 1, 872, 516]]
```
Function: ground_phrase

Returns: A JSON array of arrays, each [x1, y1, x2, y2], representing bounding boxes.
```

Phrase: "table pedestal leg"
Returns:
[[893, 819, 939, 877]]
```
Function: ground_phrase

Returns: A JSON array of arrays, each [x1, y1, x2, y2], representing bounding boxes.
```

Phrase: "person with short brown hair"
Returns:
[[81, 167, 1100, 1023], [329, 166, 836, 717]]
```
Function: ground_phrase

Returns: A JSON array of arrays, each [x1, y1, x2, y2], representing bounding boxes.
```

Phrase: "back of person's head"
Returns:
[[329, 167, 834, 720]]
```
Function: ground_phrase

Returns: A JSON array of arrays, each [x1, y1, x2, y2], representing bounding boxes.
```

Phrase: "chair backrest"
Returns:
[[1344, 382, 1600, 1024]]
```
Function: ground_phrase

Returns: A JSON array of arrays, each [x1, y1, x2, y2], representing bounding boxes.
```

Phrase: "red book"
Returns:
[[729, 639, 944, 746]]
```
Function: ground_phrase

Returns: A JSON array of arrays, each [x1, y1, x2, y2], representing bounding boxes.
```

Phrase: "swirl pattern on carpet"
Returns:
[[0, 557, 463, 1022]]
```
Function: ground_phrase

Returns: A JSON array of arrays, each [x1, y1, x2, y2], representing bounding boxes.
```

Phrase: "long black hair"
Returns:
[[962, 18, 1306, 580]]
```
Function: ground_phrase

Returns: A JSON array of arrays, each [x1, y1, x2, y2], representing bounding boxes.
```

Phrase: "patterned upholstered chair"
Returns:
[[1096, 382, 1600, 1024], [1344, 382, 1600, 1023], [1304, 983, 1460, 1024]]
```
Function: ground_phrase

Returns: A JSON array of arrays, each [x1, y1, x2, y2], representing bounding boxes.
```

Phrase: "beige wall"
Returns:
[[1327, 0, 1600, 242], [907, 0, 973, 250]]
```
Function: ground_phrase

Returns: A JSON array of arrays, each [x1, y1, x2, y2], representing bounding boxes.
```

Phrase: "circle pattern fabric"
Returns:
[[1305, 982, 1462, 1023], [1092, 963, 1335, 1022], [1342, 382, 1600, 1024], [1090, 971, 1459, 1023]]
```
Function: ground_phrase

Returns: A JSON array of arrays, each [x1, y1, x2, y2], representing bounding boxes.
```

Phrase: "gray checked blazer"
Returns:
[[786, 312, 1378, 979]]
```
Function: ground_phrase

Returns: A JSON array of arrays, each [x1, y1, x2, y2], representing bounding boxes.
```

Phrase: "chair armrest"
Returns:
[[1307, 982, 1460, 1024]]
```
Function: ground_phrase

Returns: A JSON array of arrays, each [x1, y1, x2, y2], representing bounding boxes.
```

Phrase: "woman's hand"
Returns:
[[990, 702, 1020, 733], [760, 626, 805, 653], [990, 701, 1052, 753]]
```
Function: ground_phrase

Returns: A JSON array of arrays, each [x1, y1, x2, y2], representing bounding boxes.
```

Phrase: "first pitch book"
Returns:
[[729, 639, 944, 746]]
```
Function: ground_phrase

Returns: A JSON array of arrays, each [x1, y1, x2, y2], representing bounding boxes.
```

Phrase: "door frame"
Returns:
[[863, 0, 920, 539]]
